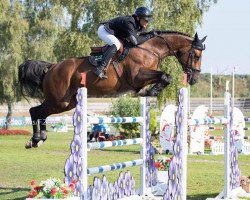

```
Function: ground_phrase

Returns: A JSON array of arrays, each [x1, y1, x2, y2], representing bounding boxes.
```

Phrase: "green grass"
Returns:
[[0, 130, 250, 200]]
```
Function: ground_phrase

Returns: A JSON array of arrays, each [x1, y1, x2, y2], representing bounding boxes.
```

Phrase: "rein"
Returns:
[[136, 34, 200, 76], [156, 35, 201, 74], [136, 46, 162, 69]]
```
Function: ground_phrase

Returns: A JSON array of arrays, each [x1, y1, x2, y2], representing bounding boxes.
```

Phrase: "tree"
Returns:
[[54, 0, 145, 60], [52, 0, 93, 60], [22, 0, 63, 62], [0, 0, 28, 129], [149, 0, 217, 104]]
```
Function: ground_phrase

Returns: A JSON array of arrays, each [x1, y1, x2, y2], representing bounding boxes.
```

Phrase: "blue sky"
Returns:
[[196, 0, 250, 74]]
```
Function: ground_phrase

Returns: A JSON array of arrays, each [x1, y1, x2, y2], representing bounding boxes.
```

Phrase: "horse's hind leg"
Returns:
[[25, 105, 43, 149], [25, 95, 77, 149]]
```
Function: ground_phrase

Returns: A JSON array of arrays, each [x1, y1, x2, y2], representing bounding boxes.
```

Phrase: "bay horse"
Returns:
[[18, 31, 206, 149]]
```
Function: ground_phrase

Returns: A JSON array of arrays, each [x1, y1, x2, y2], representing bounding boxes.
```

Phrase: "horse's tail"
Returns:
[[18, 60, 53, 101]]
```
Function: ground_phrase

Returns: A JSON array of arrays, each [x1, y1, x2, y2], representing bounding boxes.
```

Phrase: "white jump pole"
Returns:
[[223, 86, 231, 198]]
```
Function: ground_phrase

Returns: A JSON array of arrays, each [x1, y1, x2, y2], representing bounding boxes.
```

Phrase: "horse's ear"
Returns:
[[201, 35, 207, 43], [194, 32, 199, 41]]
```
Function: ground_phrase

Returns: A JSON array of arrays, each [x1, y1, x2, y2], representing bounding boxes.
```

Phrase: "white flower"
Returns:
[[41, 178, 57, 192]]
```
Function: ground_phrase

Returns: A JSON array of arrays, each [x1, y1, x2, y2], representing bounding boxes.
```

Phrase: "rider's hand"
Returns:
[[151, 30, 158, 37]]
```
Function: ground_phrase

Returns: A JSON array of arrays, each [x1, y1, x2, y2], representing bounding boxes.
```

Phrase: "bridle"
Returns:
[[137, 34, 205, 77], [156, 35, 204, 76]]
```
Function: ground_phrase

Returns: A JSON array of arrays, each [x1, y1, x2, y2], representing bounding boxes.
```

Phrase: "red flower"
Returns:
[[69, 183, 75, 192], [50, 187, 57, 195], [154, 162, 162, 169], [0, 129, 31, 135], [31, 190, 38, 196], [34, 186, 42, 191], [60, 186, 68, 194], [27, 194, 33, 198], [30, 180, 36, 186], [62, 188, 68, 195], [72, 179, 77, 185]]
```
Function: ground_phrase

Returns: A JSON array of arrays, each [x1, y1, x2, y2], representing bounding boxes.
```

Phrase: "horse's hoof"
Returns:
[[25, 140, 33, 149], [25, 136, 42, 149], [25, 140, 39, 149], [148, 90, 158, 97], [138, 89, 149, 97]]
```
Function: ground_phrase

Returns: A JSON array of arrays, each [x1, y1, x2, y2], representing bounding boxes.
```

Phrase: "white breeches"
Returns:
[[98, 25, 121, 50]]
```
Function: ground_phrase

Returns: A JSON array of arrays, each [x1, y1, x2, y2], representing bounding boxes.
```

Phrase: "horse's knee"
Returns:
[[161, 74, 172, 84]]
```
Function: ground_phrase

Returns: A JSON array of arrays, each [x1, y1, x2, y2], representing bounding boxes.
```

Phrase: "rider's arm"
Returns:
[[126, 22, 154, 45]]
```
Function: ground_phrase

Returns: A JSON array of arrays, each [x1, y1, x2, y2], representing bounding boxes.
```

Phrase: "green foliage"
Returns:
[[109, 96, 140, 138], [54, 31, 92, 60], [149, 109, 158, 134], [22, 1, 63, 62], [110, 96, 159, 138], [0, 0, 28, 103]]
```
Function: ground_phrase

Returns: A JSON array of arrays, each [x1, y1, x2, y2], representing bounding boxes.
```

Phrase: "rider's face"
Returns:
[[139, 18, 149, 28]]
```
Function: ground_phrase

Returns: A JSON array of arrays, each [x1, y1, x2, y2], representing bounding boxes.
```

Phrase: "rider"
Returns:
[[94, 6, 156, 79]]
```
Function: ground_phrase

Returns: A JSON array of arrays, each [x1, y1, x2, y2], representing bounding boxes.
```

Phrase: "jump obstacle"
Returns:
[[160, 88, 241, 199], [64, 87, 242, 200], [160, 104, 250, 156], [64, 88, 157, 200]]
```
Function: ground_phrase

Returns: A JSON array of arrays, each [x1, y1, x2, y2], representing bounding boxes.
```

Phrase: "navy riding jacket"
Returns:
[[103, 15, 153, 45]]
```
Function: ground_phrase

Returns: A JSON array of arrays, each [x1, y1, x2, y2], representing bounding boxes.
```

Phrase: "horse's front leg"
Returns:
[[134, 68, 172, 97], [147, 73, 173, 96]]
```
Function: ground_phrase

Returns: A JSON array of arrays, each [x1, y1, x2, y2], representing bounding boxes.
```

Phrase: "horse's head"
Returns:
[[176, 33, 206, 85]]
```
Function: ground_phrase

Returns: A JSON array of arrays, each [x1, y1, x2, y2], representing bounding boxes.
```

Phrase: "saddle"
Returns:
[[88, 44, 130, 67]]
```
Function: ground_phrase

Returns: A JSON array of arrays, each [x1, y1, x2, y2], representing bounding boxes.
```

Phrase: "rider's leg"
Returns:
[[95, 25, 120, 79], [94, 44, 117, 79]]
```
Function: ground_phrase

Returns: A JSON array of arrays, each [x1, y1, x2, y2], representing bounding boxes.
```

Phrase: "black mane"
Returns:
[[156, 30, 192, 38], [140, 30, 192, 39]]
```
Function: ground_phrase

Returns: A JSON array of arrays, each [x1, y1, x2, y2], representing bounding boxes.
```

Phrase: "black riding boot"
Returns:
[[94, 44, 117, 79]]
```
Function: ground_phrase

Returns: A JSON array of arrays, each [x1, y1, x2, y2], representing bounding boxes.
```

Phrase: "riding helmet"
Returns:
[[134, 7, 152, 21]]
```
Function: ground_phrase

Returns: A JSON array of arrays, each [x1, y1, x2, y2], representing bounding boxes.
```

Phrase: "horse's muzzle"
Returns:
[[188, 71, 200, 85]]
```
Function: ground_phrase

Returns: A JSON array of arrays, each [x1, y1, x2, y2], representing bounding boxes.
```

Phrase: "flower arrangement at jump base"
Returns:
[[26, 178, 78, 199], [154, 156, 172, 171]]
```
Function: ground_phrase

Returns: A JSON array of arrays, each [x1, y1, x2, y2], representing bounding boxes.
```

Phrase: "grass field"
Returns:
[[0, 128, 250, 200]]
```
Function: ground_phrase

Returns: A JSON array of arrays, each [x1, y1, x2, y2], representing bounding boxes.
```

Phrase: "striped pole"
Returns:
[[87, 138, 143, 149], [87, 159, 143, 175], [244, 117, 250, 122], [87, 116, 144, 124], [188, 117, 228, 125], [208, 126, 250, 131]]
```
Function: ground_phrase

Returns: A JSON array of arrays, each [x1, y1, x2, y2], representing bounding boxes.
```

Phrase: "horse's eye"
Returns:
[[193, 55, 200, 61]]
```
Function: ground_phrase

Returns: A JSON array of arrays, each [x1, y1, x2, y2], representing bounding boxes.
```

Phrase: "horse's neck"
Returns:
[[149, 34, 192, 57]]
